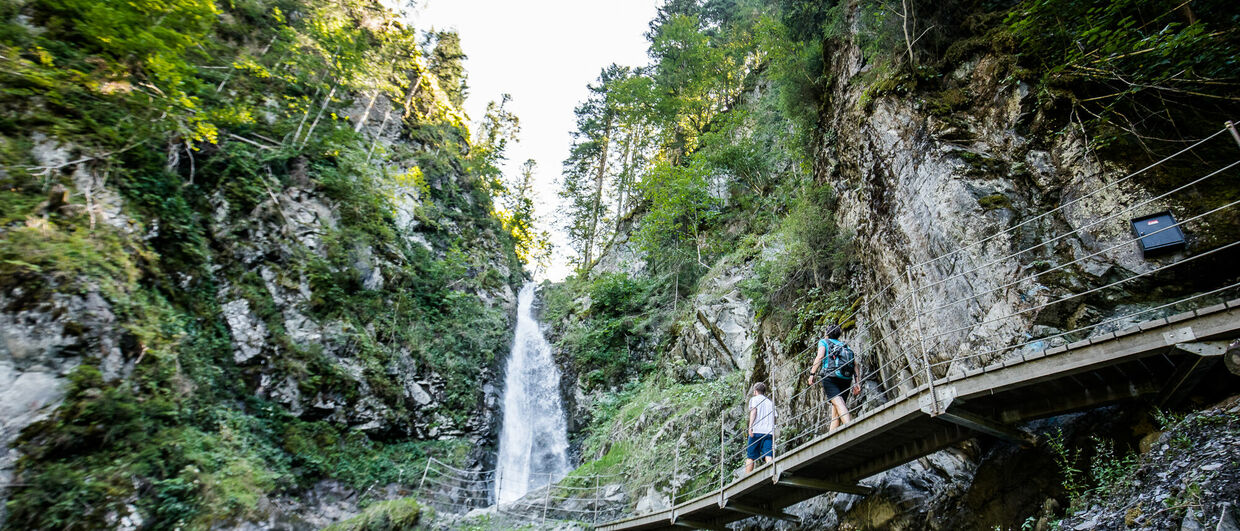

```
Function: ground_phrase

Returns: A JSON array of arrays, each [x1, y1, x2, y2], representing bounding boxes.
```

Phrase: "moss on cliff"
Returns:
[[0, 0, 521, 526]]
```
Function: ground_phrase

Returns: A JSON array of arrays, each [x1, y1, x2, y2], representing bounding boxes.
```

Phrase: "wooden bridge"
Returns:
[[408, 122, 1240, 530], [595, 121, 1240, 531], [598, 302, 1240, 530]]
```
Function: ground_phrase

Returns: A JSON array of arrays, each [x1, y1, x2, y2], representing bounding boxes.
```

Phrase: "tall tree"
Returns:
[[500, 159, 551, 268], [560, 65, 659, 270], [427, 29, 468, 107]]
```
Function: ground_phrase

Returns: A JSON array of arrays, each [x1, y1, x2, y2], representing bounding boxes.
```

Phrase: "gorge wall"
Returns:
[[0, 0, 523, 527], [546, 1, 1240, 529]]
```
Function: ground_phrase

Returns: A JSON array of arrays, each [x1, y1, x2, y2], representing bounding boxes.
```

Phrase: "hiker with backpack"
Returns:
[[807, 324, 861, 432]]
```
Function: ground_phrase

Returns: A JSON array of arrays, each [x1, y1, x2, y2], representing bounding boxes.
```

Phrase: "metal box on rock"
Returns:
[[1131, 211, 1186, 255]]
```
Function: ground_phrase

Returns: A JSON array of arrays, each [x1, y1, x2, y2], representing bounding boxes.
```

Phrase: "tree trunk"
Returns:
[[615, 125, 635, 231], [583, 113, 613, 269], [901, 0, 915, 65], [299, 85, 337, 148], [354, 90, 380, 133], [1180, 4, 1196, 25]]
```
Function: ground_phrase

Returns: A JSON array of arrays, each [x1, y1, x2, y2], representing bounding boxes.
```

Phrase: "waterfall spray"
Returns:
[[495, 282, 570, 504]]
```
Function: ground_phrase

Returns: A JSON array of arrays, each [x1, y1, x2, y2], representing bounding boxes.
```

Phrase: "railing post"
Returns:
[[907, 268, 938, 414], [593, 475, 601, 526], [1227, 121, 1240, 150], [672, 436, 680, 504], [771, 353, 778, 464], [542, 473, 551, 523], [719, 411, 726, 496], [418, 458, 432, 491]]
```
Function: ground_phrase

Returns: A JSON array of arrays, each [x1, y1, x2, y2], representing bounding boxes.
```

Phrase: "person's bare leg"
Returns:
[[831, 396, 852, 425], [745, 458, 755, 473], [828, 403, 842, 432]]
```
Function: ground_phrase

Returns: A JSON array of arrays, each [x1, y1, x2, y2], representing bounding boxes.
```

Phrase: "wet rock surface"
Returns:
[[1057, 396, 1240, 531]]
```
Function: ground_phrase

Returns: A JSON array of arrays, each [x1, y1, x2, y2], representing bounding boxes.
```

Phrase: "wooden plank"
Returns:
[[1067, 339, 1091, 350], [1089, 332, 1117, 345], [1167, 310, 1196, 324], [1046, 345, 1068, 355], [1186, 309, 1240, 341], [1197, 302, 1227, 316], [1139, 318, 1169, 332], [1114, 326, 1140, 338], [839, 422, 971, 481], [777, 399, 923, 476], [1228, 298, 1240, 310]]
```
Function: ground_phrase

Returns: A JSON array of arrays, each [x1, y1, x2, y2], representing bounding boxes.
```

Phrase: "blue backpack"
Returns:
[[819, 338, 856, 379]]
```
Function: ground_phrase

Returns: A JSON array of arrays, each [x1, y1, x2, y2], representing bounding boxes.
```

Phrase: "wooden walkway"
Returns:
[[598, 300, 1240, 530]]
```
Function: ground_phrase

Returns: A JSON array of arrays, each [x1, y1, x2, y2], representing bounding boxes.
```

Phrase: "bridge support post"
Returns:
[[722, 502, 802, 523], [771, 352, 779, 463], [1159, 341, 1231, 406], [776, 475, 873, 496], [936, 408, 1037, 446], [1226, 340, 1240, 376]]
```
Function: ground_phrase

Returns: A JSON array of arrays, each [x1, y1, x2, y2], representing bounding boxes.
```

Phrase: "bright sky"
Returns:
[[411, 0, 661, 281]]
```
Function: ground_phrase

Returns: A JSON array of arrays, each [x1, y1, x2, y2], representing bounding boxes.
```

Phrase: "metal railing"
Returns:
[[415, 121, 1240, 528], [615, 120, 1240, 521]]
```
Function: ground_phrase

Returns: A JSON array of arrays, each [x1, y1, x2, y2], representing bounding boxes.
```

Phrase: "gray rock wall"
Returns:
[[824, 53, 1156, 388]]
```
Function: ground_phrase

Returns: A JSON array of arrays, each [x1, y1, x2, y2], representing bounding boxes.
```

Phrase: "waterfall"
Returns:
[[495, 282, 570, 505]]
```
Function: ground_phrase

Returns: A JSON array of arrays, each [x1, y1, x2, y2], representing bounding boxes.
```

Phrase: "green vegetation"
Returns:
[[572, 373, 744, 500], [0, 0, 524, 525], [551, 1, 1240, 524], [1046, 429, 1139, 514], [324, 498, 424, 531], [544, 272, 664, 389], [1007, 0, 1240, 149]]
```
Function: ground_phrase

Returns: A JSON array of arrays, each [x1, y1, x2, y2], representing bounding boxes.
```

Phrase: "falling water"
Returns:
[[494, 282, 570, 505]]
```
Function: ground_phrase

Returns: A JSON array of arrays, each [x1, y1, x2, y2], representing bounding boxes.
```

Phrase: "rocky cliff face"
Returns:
[[0, 1, 522, 526], [552, 2, 1239, 529]]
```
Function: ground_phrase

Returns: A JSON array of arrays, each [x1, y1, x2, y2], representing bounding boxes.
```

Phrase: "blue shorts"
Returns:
[[747, 433, 773, 460]]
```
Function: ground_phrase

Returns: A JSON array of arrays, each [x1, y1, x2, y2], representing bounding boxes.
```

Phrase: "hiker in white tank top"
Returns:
[[745, 382, 776, 473]]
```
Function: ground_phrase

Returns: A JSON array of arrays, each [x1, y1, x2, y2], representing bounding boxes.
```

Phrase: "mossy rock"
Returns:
[[926, 87, 972, 117], [977, 193, 1011, 211], [325, 498, 423, 531], [943, 35, 991, 66], [957, 150, 1008, 178]]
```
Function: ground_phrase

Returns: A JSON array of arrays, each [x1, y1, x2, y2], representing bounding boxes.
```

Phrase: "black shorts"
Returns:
[[820, 376, 851, 400]]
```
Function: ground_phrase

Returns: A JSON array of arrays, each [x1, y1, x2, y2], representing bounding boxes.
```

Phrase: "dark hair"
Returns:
[[753, 382, 767, 394], [826, 324, 842, 339]]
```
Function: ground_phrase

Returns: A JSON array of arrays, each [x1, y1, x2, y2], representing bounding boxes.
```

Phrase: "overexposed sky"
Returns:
[[412, 0, 660, 281]]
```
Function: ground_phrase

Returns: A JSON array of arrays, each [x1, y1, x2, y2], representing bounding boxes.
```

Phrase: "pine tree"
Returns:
[[428, 30, 468, 107]]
